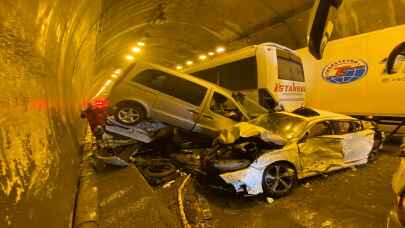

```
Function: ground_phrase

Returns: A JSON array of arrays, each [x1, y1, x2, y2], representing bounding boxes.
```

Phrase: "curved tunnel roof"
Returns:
[[96, 0, 405, 78]]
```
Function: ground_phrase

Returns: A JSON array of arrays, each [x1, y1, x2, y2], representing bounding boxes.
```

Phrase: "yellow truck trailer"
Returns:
[[303, 17, 405, 136]]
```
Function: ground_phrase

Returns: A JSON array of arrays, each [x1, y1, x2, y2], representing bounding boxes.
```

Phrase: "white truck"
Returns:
[[305, 1, 405, 137]]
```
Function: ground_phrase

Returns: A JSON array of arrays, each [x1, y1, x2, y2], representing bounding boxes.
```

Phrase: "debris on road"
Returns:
[[266, 197, 275, 204], [163, 180, 176, 189], [95, 155, 129, 167], [321, 220, 333, 227]]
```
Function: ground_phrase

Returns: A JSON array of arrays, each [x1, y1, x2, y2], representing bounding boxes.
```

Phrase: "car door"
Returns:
[[298, 120, 345, 176], [150, 71, 208, 131], [331, 120, 374, 163], [197, 90, 248, 135], [127, 69, 161, 109]]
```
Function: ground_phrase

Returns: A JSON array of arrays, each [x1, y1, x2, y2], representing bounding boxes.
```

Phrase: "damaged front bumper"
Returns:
[[218, 165, 264, 195]]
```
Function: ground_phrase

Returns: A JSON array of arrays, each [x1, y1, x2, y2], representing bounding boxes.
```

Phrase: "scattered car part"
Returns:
[[95, 155, 129, 167], [143, 161, 177, 178], [97, 132, 139, 149], [212, 159, 251, 173]]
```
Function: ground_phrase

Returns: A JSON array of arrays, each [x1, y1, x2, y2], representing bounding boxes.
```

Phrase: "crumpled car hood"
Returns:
[[217, 122, 287, 145]]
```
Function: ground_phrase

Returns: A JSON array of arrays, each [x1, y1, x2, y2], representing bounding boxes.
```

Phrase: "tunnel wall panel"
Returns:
[[0, 0, 100, 227]]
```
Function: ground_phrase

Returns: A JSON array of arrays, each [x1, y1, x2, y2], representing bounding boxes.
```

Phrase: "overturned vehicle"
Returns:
[[201, 108, 377, 197]]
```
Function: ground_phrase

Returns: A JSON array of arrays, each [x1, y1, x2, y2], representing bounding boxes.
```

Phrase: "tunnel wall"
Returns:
[[0, 0, 101, 227]]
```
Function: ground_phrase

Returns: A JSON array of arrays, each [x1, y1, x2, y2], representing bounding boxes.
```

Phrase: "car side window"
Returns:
[[308, 121, 333, 138], [333, 121, 363, 134], [132, 70, 207, 106], [163, 76, 207, 106], [132, 69, 168, 91], [210, 92, 243, 121]]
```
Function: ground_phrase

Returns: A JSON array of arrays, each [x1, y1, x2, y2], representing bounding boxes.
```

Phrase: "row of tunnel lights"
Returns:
[[123, 42, 226, 71], [97, 42, 226, 97], [175, 46, 226, 70]]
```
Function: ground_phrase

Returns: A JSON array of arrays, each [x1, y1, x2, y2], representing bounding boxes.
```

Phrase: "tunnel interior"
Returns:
[[1, 0, 405, 227]]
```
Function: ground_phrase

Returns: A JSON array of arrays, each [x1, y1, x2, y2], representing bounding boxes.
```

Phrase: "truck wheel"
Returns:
[[262, 162, 296, 198], [114, 102, 146, 125]]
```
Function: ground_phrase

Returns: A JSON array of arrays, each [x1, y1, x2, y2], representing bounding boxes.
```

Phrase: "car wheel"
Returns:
[[114, 102, 146, 125], [373, 130, 384, 151], [368, 151, 377, 162], [143, 162, 176, 178], [262, 162, 296, 198]]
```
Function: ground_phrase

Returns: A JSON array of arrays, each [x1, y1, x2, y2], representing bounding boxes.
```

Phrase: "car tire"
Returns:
[[143, 162, 176, 178], [368, 151, 377, 162], [373, 130, 384, 151], [262, 162, 296, 198], [114, 102, 146, 125]]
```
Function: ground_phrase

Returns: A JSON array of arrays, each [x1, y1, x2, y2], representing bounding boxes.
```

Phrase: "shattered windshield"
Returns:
[[249, 113, 307, 140]]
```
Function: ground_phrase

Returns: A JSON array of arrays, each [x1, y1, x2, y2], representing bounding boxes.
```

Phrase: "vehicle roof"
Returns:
[[126, 60, 235, 95], [184, 42, 297, 73], [281, 108, 356, 122]]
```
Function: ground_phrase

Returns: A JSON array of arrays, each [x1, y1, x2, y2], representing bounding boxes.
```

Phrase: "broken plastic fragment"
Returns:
[[266, 197, 274, 204], [162, 180, 176, 188], [96, 155, 129, 167]]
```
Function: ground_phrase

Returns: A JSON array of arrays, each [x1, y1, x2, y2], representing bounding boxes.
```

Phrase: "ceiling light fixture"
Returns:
[[186, 60, 193, 65], [132, 47, 141, 53], [199, 55, 207, 60], [137, 42, 145, 47], [126, 55, 134, 61], [216, 47, 225, 53]]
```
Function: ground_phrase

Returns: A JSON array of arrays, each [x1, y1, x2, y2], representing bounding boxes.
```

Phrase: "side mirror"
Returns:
[[307, 0, 343, 59], [386, 42, 405, 74]]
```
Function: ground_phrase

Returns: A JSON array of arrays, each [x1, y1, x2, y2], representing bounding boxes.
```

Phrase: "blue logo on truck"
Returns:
[[322, 59, 368, 84]]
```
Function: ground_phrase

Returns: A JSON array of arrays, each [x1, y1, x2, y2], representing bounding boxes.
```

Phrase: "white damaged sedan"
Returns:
[[202, 108, 376, 197]]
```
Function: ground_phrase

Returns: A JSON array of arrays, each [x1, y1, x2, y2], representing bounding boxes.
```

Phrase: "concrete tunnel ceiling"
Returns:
[[95, 0, 405, 86]]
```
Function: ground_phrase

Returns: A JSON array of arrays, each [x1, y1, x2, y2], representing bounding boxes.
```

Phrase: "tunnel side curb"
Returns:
[[74, 132, 99, 228]]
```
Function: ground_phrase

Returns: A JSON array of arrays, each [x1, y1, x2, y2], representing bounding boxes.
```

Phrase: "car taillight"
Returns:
[[92, 99, 108, 108]]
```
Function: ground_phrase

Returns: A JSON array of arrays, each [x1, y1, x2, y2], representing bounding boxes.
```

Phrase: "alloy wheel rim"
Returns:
[[264, 165, 295, 193], [118, 108, 140, 123]]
